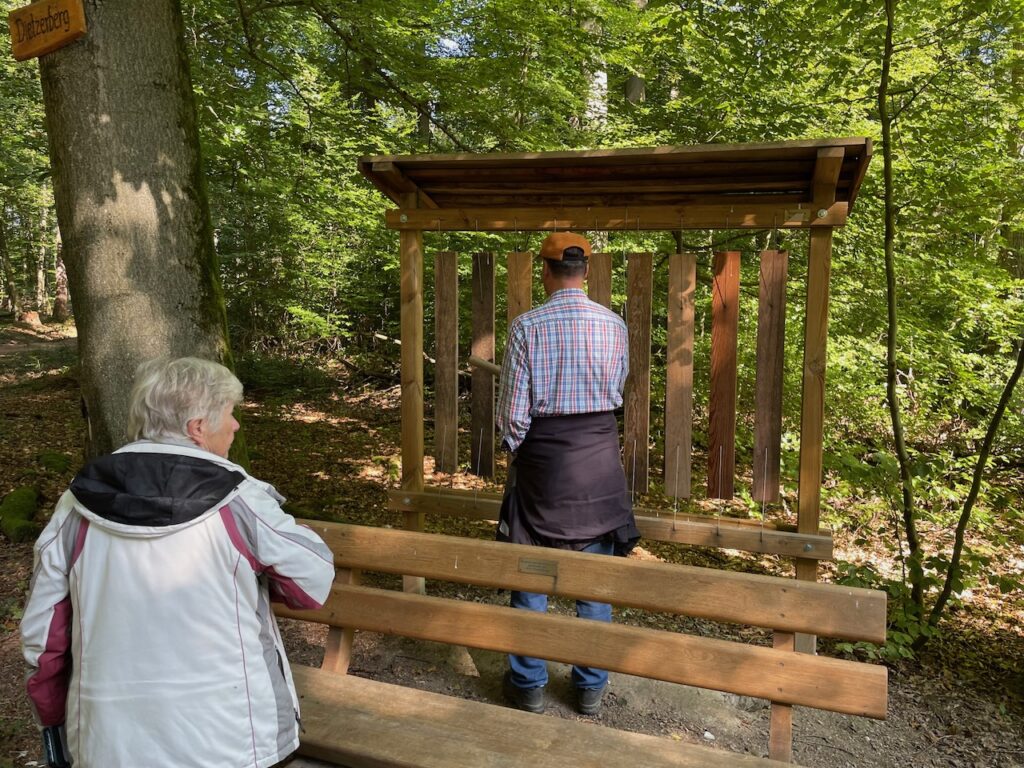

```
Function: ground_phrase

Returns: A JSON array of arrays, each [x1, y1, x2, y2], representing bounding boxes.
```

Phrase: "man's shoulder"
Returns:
[[515, 292, 625, 329]]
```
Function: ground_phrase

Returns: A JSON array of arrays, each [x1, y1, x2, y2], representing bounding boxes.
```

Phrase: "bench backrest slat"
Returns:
[[280, 583, 888, 719], [300, 521, 885, 643]]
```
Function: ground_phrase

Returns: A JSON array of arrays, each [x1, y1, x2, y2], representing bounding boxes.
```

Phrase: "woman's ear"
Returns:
[[186, 417, 206, 447]]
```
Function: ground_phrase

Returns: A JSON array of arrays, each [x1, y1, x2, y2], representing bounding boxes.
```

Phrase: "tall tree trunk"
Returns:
[[624, 0, 647, 106], [36, 206, 50, 314], [0, 212, 19, 314], [1000, 15, 1023, 278], [879, 0, 923, 610], [39, 0, 240, 460], [51, 227, 71, 322]]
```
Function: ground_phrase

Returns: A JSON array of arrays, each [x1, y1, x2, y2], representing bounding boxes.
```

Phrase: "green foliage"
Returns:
[[0, 0, 1021, 652]]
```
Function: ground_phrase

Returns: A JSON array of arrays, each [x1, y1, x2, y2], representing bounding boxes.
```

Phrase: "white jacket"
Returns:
[[21, 441, 335, 768]]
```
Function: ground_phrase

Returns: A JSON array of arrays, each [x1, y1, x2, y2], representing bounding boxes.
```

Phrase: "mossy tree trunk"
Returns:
[[38, 0, 243, 460]]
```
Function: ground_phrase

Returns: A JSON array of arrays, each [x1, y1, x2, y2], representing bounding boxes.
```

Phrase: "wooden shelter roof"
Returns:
[[358, 138, 872, 231]]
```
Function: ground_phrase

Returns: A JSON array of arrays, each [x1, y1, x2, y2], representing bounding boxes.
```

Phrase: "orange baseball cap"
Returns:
[[539, 232, 591, 261]]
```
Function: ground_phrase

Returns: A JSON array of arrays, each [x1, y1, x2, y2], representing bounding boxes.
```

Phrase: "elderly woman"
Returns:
[[21, 357, 335, 768]]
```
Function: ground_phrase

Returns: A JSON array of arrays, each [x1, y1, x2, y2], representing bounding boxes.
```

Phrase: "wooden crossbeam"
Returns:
[[811, 148, 845, 212], [294, 521, 882, 642], [384, 202, 849, 231], [385, 489, 834, 560], [371, 161, 440, 209], [280, 583, 887, 717]]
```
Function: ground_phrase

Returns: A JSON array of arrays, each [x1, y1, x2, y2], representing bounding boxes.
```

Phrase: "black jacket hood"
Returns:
[[70, 451, 245, 527]]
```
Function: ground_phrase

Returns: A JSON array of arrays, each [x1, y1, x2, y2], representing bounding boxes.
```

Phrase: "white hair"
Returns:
[[126, 357, 243, 442]]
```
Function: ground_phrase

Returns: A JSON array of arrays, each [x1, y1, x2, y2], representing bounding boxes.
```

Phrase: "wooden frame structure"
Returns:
[[359, 137, 873, 760]]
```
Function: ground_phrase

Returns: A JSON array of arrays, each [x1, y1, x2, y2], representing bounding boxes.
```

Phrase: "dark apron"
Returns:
[[497, 412, 639, 555]]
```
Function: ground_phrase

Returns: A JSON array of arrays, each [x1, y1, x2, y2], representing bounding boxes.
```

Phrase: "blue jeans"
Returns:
[[507, 538, 614, 690]]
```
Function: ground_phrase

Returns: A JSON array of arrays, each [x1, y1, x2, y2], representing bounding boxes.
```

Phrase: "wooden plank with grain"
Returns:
[[708, 251, 740, 499], [624, 253, 653, 495], [665, 253, 696, 498], [753, 250, 789, 503], [470, 252, 496, 478], [433, 251, 459, 473], [291, 521, 881, 642]]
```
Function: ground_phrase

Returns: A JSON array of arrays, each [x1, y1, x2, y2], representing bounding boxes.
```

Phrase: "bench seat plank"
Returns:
[[281, 584, 888, 718], [293, 665, 790, 768]]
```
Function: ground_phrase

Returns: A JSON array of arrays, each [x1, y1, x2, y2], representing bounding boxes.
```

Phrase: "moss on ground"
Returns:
[[0, 486, 39, 543]]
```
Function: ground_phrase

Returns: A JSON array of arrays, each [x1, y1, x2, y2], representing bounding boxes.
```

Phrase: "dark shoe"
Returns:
[[577, 685, 606, 716], [503, 672, 546, 714]]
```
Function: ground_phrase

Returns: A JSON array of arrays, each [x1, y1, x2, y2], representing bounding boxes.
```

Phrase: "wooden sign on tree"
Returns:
[[8, 0, 85, 61]]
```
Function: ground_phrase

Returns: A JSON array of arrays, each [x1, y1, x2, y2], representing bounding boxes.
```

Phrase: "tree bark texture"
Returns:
[[52, 228, 71, 322], [39, 0, 234, 457]]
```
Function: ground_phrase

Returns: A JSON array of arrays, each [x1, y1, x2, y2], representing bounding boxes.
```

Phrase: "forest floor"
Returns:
[[0, 319, 1022, 768]]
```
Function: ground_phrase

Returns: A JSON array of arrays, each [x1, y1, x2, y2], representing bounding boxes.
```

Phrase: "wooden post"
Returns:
[[624, 253, 653, 496], [795, 230, 831, 651], [753, 250, 789, 503], [399, 193, 425, 594], [470, 252, 496, 478], [321, 568, 361, 674], [588, 252, 613, 309], [664, 253, 696, 498], [507, 251, 533, 322], [708, 251, 740, 499], [768, 630, 795, 762], [795, 146, 843, 651], [433, 251, 459, 474]]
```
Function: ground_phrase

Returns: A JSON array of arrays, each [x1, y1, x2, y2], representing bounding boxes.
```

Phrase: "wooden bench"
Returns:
[[277, 522, 888, 767]]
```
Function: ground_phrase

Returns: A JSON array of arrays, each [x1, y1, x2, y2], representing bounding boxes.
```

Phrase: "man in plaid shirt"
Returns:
[[496, 232, 639, 717]]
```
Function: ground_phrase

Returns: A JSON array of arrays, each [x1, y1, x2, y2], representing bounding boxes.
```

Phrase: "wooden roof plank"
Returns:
[[362, 137, 870, 169]]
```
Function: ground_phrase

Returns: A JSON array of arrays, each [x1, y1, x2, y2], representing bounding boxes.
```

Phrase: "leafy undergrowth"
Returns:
[[0, 322, 1021, 767]]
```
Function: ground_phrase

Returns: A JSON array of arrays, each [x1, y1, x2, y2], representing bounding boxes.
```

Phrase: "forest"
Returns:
[[0, 0, 1021, 765]]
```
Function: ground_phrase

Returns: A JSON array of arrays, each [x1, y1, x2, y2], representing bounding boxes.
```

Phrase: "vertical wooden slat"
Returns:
[[623, 253, 653, 496], [433, 251, 459, 474], [587, 252, 613, 308], [664, 253, 696, 498], [471, 252, 496, 478], [321, 568, 361, 674], [768, 631, 795, 762], [708, 251, 740, 499], [399, 193, 425, 594], [507, 251, 533, 322], [753, 250, 789, 503]]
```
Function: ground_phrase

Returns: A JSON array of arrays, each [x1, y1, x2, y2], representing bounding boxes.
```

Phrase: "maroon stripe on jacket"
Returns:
[[219, 507, 324, 610]]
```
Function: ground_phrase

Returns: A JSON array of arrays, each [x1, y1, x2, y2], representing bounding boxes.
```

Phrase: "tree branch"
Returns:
[[922, 335, 1024, 642]]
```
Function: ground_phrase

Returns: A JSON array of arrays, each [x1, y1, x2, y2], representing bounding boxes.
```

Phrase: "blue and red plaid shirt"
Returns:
[[497, 288, 628, 452]]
